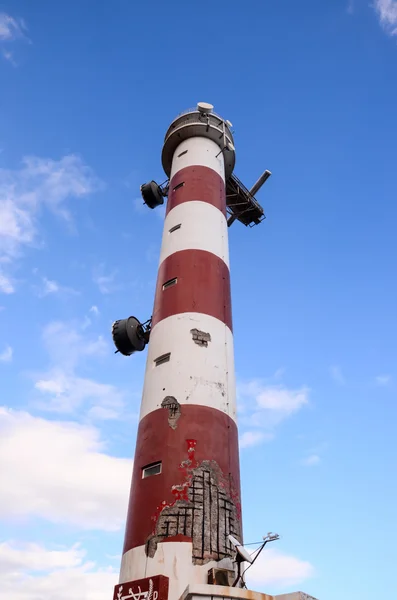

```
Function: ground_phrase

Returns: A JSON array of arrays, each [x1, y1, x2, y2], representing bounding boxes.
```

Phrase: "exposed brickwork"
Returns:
[[190, 329, 211, 347], [161, 396, 181, 429], [146, 459, 241, 565]]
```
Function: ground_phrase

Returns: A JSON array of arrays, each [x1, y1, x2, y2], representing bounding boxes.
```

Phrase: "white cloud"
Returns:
[[0, 13, 26, 41], [375, 0, 397, 35], [256, 386, 309, 415], [273, 367, 285, 380], [42, 320, 107, 370], [35, 370, 124, 417], [0, 407, 131, 530], [0, 345, 12, 362], [239, 430, 274, 449], [89, 305, 100, 316], [0, 539, 116, 600], [0, 541, 85, 572], [33, 320, 124, 417], [301, 454, 321, 467], [0, 155, 101, 290], [81, 315, 92, 330], [92, 264, 118, 294], [87, 405, 122, 420], [0, 272, 14, 294], [2, 49, 17, 66], [239, 431, 264, 448], [33, 276, 79, 298], [238, 381, 309, 445], [41, 277, 59, 294], [329, 365, 345, 385], [246, 547, 314, 589], [376, 374, 391, 386]]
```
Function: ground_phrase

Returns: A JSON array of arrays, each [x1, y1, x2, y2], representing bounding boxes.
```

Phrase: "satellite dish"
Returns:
[[228, 534, 253, 564], [112, 317, 147, 356], [140, 181, 165, 209], [197, 102, 214, 114]]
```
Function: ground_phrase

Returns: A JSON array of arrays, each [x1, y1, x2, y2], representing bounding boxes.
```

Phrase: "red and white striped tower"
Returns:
[[111, 105, 319, 600], [114, 104, 244, 600]]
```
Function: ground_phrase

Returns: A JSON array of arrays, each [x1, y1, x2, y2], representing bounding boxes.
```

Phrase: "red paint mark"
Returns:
[[151, 439, 198, 530], [149, 437, 242, 533]]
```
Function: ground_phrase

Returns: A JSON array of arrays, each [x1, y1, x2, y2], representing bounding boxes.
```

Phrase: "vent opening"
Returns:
[[154, 352, 171, 367], [173, 182, 185, 192], [162, 277, 177, 290], [142, 461, 162, 479], [169, 223, 181, 233]]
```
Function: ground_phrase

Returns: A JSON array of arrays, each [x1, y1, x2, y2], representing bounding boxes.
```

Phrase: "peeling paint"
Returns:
[[190, 328, 211, 347], [161, 396, 181, 429], [146, 440, 241, 565]]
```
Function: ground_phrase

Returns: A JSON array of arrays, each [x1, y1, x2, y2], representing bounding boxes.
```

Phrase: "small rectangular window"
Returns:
[[169, 223, 181, 233], [154, 352, 171, 367], [178, 149, 188, 158], [142, 461, 162, 479], [173, 182, 185, 192], [162, 277, 177, 290]]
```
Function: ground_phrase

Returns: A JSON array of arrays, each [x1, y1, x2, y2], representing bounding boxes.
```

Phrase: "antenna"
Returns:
[[228, 534, 253, 588], [228, 535, 253, 564], [228, 532, 280, 588]]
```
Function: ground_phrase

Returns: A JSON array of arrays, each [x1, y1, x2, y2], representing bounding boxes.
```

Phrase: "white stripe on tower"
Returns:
[[159, 202, 230, 267], [118, 128, 242, 600]]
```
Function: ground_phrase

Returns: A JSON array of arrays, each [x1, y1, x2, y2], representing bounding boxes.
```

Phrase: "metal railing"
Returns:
[[175, 106, 225, 121]]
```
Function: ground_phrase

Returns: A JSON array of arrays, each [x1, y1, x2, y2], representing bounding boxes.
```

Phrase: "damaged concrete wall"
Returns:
[[146, 459, 241, 565]]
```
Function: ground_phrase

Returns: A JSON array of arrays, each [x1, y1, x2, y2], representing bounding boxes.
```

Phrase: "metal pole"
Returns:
[[249, 170, 272, 197]]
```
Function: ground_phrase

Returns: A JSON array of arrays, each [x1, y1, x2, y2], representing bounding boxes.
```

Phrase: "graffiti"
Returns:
[[116, 584, 157, 600], [113, 576, 169, 600], [146, 440, 241, 565], [161, 396, 181, 429]]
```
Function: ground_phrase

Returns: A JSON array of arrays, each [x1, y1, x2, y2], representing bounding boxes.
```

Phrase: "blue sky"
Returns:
[[0, 1, 396, 599]]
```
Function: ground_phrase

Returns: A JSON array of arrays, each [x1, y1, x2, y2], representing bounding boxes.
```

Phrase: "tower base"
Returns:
[[180, 585, 318, 600], [113, 575, 318, 600]]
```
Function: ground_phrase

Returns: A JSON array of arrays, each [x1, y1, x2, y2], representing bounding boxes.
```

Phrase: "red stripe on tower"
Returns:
[[166, 165, 227, 217]]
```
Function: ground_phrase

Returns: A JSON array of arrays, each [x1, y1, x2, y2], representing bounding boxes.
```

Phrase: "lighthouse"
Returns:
[[112, 103, 278, 600]]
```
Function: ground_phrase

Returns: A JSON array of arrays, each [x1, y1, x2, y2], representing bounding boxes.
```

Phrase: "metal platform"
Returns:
[[226, 173, 266, 227]]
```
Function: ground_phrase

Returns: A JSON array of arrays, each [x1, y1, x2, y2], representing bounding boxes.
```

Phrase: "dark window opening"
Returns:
[[142, 461, 162, 479]]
